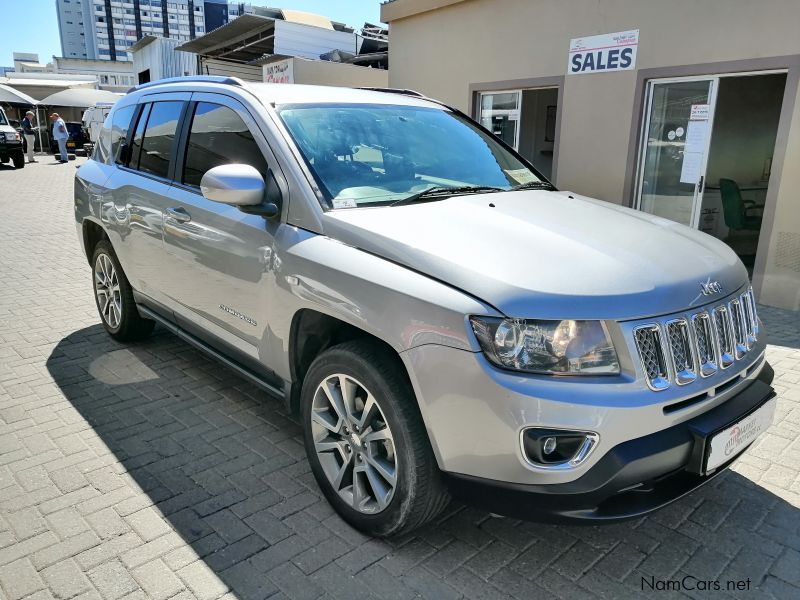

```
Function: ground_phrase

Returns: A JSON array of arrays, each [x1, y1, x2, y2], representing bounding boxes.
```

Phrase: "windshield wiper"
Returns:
[[389, 185, 505, 207], [509, 181, 557, 191]]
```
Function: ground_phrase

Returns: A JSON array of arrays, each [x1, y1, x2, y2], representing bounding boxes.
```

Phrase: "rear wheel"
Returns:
[[12, 152, 24, 169], [91, 241, 154, 341], [302, 340, 449, 537]]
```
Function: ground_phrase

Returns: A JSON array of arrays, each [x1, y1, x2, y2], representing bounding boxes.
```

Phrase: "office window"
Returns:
[[136, 102, 183, 178], [182, 102, 267, 187]]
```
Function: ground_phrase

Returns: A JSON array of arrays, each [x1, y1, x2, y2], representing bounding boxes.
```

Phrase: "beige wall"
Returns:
[[292, 58, 388, 88], [383, 0, 800, 310]]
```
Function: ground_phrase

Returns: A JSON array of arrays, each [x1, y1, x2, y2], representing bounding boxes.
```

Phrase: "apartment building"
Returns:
[[56, 0, 253, 62]]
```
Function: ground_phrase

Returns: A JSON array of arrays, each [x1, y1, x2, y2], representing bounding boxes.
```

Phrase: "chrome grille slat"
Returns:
[[712, 305, 735, 369], [741, 291, 757, 346], [729, 298, 748, 358], [666, 319, 697, 385], [691, 313, 717, 377], [633, 325, 670, 391]]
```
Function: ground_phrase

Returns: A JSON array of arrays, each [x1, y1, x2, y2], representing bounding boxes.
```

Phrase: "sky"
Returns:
[[0, 0, 383, 67]]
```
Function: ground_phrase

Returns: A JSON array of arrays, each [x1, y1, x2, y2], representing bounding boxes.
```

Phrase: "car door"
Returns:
[[99, 94, 188, 310], [160, 93, 283, 368]]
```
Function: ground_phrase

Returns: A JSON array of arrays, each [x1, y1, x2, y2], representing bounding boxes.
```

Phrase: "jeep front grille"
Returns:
[[633, 288, 759, 390], [633, 325, 670, 391]]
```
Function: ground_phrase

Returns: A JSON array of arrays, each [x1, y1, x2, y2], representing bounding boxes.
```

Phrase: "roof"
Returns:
[[126, 78, 439, 109], [129, 35, 159, 53], [175, 14, 278, 60], [246, 83, 440, 108]]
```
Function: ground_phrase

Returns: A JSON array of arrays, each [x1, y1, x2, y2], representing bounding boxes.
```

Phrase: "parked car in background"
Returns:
[[0, 108, 24, 168], [51, 121, 90, 155], [74, 77, 776, 537]]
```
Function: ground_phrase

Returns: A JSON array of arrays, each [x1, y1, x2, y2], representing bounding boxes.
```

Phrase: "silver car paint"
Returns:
[[74, 82, 761, 486]]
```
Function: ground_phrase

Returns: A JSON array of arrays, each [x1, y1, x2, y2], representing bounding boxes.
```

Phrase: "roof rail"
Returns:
[[127, 76, 246, 94], [356, 87, 427, 98]]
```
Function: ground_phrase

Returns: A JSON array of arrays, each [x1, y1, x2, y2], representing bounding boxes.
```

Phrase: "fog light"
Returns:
[[521, 428, 599, 468]]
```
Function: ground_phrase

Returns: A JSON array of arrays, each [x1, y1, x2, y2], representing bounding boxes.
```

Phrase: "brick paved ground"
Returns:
[[1, 157, 799, 600]]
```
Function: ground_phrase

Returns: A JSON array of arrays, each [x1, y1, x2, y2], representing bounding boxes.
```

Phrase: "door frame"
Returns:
[[469, 75, 565, 183], [633, 75, 721, 229], [476, 89, 523, 151]]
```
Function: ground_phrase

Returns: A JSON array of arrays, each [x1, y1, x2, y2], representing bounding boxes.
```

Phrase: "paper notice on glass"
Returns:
[[684, 120, 708, 154], [690, 104, 710, 120], [680, 151, 703, 184]]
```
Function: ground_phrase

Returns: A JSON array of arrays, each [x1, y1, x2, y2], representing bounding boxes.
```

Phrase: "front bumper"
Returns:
[[444, 363, 775, 522]]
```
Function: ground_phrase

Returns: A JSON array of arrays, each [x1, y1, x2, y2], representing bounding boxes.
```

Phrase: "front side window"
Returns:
[[136, 101, 183, 178], [182, 102, 267, 187], [277, 103, 544, 207], [110, 104, 135, 164]]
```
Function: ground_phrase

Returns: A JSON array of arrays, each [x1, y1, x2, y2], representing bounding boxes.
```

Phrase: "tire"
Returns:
[[302, 340, 449, 537], [12, 152, 24, 169], [91, 240, 154, 341]]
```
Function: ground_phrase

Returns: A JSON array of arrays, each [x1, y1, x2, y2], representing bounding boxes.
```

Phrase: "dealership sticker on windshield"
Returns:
[[506, 169, 539, 184], [332, 198, 358, 209], [705, 397, 776, 472]]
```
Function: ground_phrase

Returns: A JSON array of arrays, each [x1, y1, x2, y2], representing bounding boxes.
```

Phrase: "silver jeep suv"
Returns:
[[74, 77, 776, 536]]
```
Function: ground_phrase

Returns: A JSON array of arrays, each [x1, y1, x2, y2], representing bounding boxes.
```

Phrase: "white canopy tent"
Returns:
[[39, 88, 122, 108], [0, 84, 44, 157]]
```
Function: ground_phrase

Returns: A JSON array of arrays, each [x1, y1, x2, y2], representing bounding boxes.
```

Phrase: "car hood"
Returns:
[[321, 190, 749, 320]]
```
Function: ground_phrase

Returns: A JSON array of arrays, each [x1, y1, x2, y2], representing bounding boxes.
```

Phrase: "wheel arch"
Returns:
[[82, 218, 109, 266], [287, 308, 411, 416]]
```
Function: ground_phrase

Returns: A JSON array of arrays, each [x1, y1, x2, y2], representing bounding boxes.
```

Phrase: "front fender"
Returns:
[[264, 226, 498, 379]]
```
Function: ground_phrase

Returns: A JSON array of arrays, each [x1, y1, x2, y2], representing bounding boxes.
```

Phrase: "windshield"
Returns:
[[276, 103, 545, 208]]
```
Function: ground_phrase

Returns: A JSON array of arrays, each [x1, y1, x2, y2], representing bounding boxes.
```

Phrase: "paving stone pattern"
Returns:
[[1, 159, 799, 599]]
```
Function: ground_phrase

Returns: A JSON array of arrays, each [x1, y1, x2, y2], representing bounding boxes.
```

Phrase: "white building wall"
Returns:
[[132, 38, 197, 83]]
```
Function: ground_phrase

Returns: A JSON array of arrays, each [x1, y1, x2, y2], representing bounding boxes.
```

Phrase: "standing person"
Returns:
[[21, 111, 37, 163], [50, 113, 69, 163]]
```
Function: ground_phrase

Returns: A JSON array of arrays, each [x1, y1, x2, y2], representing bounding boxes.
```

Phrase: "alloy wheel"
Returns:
[[310, 373, 397, 514], [94, 253, 122, 329]]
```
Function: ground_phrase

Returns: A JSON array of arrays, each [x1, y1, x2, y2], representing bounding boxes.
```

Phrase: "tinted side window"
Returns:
[[110, 105, 135, 164], [182, 102, 268, 187], [128, 103, 151, 169], [137, 101, 183, 179]]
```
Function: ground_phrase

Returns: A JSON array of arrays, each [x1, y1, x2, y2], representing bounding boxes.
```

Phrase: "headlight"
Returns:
[[469, 317, 619, 375]]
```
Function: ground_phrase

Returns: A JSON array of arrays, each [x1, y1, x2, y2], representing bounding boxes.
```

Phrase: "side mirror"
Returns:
[[201, 163, 266, 207]]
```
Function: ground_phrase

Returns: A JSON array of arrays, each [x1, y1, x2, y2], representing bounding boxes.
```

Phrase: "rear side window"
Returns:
[[182, 102, 268, 187], [110, 104, 135, 164], [137, 101, 183, 179], [128, 103, 151, 169]]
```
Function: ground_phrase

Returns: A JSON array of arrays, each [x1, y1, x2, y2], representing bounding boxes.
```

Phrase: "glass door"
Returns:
[[635, 78, 718, 227], [479, 91, 521, 150]]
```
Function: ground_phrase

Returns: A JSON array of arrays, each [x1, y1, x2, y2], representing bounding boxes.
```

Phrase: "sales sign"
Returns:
[[568, 30, 639, 75]]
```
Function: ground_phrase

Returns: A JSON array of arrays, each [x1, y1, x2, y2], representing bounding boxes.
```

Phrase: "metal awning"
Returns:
[[176, 15, 277, 62]]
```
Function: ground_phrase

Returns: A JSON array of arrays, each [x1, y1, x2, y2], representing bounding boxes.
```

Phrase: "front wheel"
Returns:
[[91, 240, 154, 341], [302, 340, 449, 537]]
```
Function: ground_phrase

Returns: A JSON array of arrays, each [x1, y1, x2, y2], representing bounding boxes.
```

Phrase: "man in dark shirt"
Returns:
[[21, 111, 37, 163]]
